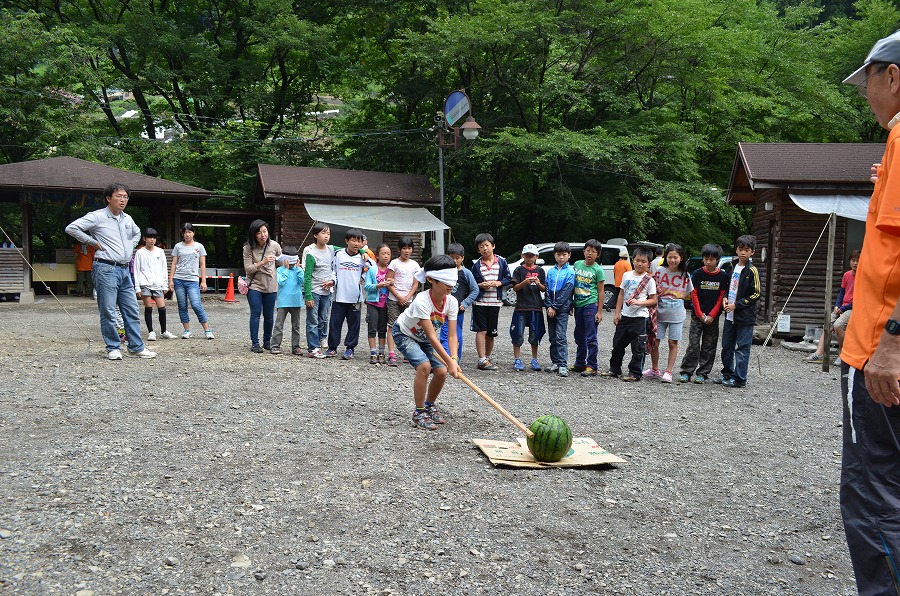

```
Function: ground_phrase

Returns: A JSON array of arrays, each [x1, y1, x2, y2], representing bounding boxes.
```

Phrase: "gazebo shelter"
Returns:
[[256, 165, 446, 263], [0, 157, 215, 303], [726, 142, 882, 336]]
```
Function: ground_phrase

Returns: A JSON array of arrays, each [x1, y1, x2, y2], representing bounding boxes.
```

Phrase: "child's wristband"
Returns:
[[450, 355, 459, 361]]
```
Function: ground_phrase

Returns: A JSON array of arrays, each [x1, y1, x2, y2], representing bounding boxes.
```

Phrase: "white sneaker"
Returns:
[[108, 349, 123, 360], [130, 348, 157, 359], [182, 330, 192, 339], [205, 330, 215, 340], [160, 330, 177, 339], [309, 347, 326, 359], [147, 331, 157, 341]]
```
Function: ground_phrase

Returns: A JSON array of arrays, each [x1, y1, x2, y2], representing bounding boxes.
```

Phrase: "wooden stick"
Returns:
[[457, 372, 534, 438]]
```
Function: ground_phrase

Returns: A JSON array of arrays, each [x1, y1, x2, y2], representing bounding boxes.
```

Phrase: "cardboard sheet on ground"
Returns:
[[472, 437, 627, 468]]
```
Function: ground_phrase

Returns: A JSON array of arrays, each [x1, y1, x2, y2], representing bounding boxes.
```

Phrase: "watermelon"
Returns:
[[526, 415, 573, 462]]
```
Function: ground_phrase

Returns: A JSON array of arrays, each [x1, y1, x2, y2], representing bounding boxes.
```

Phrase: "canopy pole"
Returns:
[[822, 212, 836, 373]]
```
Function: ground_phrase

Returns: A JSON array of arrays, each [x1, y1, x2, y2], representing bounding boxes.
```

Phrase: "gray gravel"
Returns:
[[0, 297, 855, 594]]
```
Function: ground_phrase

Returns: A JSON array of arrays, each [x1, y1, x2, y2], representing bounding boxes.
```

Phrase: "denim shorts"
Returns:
[[657, 320, 684, 341], [392, 324, 445, 370]]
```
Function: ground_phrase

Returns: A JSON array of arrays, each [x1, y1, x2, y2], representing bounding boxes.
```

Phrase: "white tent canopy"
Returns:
[[304, 203, 449, 232], [788, 193, 870, 222]]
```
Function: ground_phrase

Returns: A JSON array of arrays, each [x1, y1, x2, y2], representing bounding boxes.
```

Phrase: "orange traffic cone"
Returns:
[[223, 272, 237, 303]]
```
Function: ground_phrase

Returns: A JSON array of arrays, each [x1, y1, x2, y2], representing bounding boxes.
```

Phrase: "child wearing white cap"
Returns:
[[510, 244, 546, 371]]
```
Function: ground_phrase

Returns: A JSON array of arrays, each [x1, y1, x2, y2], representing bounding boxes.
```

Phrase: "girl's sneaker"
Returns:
[[161, 330, 177, 339], [387, 353, 398, 367], [182, 329, 192, 339], [147, 331, 157, 341], [369, 352, 378, 364], [205, 330, 215, 339], [642, 368, 660, 379], [661, 371, 673, 383], [412, 409, 437, 431], [377, 353, 386, 365]]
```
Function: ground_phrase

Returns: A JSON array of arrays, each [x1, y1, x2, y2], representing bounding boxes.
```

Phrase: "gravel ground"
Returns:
[[0, 296, 855, 594]]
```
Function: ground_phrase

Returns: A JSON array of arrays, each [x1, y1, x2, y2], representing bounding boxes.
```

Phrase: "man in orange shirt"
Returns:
[[606, 251, 632, 311], [73, 241, 96, 297], [841, 30, 900, 594]]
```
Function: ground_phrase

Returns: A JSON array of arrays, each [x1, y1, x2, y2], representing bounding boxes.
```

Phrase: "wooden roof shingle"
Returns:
[[257, 165, 439, 205], [728, 142, 883, 204], [0, 156, 213, 199]]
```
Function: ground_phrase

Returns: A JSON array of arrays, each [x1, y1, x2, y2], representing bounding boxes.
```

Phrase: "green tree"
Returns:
[[0, 10, 91, 163]]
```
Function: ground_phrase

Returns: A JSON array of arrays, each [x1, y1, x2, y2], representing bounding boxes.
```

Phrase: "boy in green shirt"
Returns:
[[571, 239, 605, 376]]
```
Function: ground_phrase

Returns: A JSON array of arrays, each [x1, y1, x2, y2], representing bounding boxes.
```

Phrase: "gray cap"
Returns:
[[844, 30, 900, 85]]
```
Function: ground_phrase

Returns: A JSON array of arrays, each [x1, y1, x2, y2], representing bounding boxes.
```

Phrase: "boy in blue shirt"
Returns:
[[544, 241, 576, 377], [441, 243, 479, 361], [271, 246, 304, 355]]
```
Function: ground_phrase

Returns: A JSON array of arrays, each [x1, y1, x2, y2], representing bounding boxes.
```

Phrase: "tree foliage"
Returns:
[[0, 0, 894, 254]]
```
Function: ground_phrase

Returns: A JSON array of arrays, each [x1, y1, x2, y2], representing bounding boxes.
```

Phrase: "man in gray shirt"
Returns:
[[65, 182, 157, 360]]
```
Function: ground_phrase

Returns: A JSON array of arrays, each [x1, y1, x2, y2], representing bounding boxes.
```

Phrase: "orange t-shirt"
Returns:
[[74, 242, 97, 272], [613, 259, 632, 288], [842, 126, 900, 371]]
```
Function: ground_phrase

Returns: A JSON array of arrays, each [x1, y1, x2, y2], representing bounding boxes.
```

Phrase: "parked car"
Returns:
[[501, 242, 628, 307], [685, 255, 736, 276]]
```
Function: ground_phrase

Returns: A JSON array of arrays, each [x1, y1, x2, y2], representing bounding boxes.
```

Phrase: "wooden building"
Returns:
[[256, 165, 446, 262], [0, 157, 215, 302], [726, 142, 883, 335]]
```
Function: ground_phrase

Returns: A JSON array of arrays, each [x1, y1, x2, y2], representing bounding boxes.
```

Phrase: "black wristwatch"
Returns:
[[886, 319, 900, 335]]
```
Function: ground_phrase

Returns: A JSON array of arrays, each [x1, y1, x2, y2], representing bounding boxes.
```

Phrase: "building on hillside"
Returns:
[[726, 142, 882, 336], [0, 157, 215, 302], [256, 165, 446, 263]]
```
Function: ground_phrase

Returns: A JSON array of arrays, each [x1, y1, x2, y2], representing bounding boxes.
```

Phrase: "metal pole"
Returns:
[[822, 212, 836, 373], [436, 143, 446, 258]]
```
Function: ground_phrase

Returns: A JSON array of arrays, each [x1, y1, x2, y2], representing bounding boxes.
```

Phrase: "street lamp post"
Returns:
[[433, 91, 480, 257]]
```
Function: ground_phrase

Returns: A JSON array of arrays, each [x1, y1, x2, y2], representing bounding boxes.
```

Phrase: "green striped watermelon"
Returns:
[[526, 415, 573, 462]]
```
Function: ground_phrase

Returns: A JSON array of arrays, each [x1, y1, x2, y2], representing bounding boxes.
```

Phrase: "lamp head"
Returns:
[[460, 116, 481, 140]]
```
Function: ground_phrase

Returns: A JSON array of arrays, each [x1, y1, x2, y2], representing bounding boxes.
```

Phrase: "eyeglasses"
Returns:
[[111, 193, 129, 199], [857, 67, 888, 98]]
